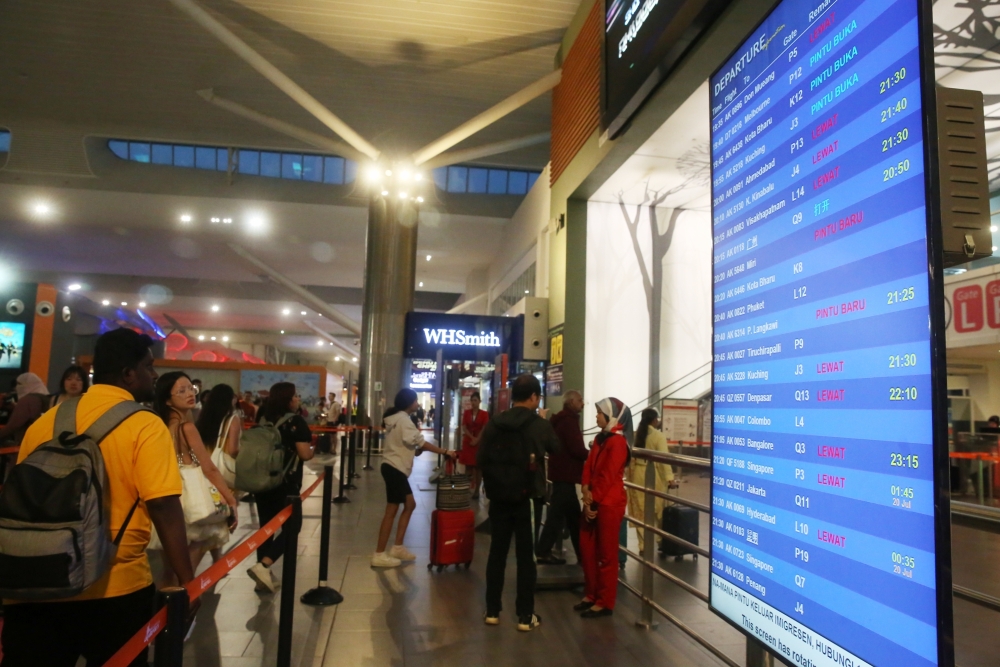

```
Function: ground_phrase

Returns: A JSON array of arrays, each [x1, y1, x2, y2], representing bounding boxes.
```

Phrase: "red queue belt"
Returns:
[[101, 472, 326, 667]]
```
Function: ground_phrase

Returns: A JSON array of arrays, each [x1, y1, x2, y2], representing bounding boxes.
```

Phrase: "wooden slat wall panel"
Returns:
[[550, 1, 601, 185]]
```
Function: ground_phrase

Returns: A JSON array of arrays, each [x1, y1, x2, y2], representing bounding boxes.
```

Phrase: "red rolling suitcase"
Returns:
[[428, 508, 475, 571]]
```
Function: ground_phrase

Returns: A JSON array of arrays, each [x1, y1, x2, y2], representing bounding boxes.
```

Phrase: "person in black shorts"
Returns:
[[372, 388, 455, 568]]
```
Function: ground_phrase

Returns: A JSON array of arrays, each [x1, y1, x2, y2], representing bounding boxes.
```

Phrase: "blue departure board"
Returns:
[[708, 0, 950, 665]]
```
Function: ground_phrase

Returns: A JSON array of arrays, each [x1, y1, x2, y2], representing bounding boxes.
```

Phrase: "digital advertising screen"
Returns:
[[603, 0, 732, 137], [709, 0, 951, 665], [0, 322, 26, 370]]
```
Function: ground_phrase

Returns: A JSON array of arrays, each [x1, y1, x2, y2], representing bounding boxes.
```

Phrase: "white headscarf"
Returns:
[[16, 373, 49, 399], [595, 396, 634, 443]]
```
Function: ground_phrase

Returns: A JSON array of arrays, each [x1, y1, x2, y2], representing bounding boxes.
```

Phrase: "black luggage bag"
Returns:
[[659, 505, 699, 560]]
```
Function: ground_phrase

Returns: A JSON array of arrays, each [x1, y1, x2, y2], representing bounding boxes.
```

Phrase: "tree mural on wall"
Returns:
[[615, 142, 709, 399], [933, 0, 1000, 190]]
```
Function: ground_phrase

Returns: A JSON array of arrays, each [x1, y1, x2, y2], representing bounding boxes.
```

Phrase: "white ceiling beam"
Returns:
[[446, 292, 488, 314], [422, 133, 550, 170], [302, 319, 359, 363], [197, 89, 366, 162], [412, 69, 562, 166], [167, 0, 380, 161], [227, 243, 363, 336]]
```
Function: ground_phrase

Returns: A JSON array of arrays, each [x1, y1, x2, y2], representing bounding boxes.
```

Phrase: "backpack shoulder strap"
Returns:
[[274, 413, 294, 429], [53, 397, 82, 439], [84, 401, 151, 444]]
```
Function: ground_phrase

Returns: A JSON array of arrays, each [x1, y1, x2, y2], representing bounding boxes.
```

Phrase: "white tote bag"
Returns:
[[177, 426, 229, 526], [179, 462, 229, 526], [211, 414, 238, 489]]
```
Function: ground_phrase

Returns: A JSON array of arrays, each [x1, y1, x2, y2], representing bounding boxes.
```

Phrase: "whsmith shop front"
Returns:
[[403, 312, 546, 428]]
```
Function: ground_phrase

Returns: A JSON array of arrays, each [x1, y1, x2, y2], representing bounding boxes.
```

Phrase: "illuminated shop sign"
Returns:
[[422, 329, 501, 347], [405, 312, 519, 362]]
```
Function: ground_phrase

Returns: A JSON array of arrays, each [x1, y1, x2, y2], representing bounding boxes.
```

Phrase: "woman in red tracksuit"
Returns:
[[577, 397, 632, 618]]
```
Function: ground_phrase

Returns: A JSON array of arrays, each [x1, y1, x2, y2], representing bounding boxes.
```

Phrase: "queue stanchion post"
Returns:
[[301, 467, 344, 606], [276, 495, 303, 667], [333, 430, 351, 504], [345, 429, 358, 490], [350, 428, 360, 479], [363, 426, 374, 470], [153, 586, 189, 667]]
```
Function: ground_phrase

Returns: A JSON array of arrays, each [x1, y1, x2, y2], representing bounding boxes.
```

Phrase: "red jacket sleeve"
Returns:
[[588, 435, 628, 506]]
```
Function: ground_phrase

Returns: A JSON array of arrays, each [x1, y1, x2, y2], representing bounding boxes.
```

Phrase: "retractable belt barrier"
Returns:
[[101, 473, 325, 667]]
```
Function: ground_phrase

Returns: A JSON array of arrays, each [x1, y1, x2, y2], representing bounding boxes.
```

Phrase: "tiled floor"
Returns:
[[176, 452, 1000, 667]]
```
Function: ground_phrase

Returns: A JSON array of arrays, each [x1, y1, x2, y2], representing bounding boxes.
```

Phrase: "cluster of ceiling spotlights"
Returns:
[[179, 212, 268, 235], [365, 163, 426, 204]]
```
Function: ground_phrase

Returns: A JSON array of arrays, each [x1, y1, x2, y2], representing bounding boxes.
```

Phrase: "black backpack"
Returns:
[[482, 426, 534, 503]]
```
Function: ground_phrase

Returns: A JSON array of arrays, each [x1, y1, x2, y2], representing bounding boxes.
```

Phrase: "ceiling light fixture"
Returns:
[[198, 335, 205, 341], [282, 308, 290, 315], [317, 340, 324, 346], [416, 196, 424, 203], [68, 283, 82, 291], [138, 301, 147, 308], [426, 255, 432, 261], [280, 330, 285, 334], [366, 166, 381, 183], [398, 191, 407, 199], [211, 336, 217, 341], [222, 217, 233, 224], [993, 225, 998, 233], [245, 212, 267, 234], [525, 290, 530, 294], [414, 173, 423, 182], [222, 336, 229, 342], [180, 214, 192, 223], [400, 170, 411, 181], [211, 304, 220, 312], [385, 169, 392, 176], [121, 301, 128, 306], [352, 357, 358, 362], [335, 356, 341, 361], [381, 190, 389, 196], [211, 217, 221, 223], [300, 310, 307, 315], [32, 202, 52, 217], [419, 281, 424, 287], [102, 299, 110, 306], [994, 246, 998, 252]]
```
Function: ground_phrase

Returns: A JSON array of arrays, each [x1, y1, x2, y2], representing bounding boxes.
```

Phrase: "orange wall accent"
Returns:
[[28, 283, 57, 382], [550, 1, 602, 185]]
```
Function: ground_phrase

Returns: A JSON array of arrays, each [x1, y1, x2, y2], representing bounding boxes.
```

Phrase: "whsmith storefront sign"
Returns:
[[404, 312, 520, 362]]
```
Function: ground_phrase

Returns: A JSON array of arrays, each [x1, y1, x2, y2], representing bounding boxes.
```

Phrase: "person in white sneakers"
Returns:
[[372, 388, 456, 568]]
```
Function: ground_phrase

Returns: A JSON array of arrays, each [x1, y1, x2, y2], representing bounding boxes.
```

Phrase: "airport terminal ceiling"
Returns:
[[0, 0, 576, 357]]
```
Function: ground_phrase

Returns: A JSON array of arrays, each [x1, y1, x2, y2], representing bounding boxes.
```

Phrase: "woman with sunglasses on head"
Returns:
[[154, 372, 238, 582], [245, 382, 316, 593], [576, 397, 632, 618], [50, 365, 89, 407]]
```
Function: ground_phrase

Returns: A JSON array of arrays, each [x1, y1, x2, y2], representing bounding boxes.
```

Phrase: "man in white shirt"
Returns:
[[372, 388, 455, 568]]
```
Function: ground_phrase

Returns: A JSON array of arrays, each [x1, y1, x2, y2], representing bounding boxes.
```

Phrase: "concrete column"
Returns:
[[357, 195, 418, 425]]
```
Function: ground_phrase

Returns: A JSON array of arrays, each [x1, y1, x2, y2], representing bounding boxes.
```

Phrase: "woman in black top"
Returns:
[[245, 382, 315, 594]]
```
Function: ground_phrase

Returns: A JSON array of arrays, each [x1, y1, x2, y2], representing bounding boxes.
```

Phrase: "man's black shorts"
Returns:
[[381, 462, 413, 504]]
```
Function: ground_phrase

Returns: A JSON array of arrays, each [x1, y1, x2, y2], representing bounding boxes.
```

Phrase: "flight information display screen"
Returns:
[[708, 0, 945, 665]]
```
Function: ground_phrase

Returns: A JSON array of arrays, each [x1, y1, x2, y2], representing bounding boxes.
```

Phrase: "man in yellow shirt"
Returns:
[[1, 328, 196, 667]]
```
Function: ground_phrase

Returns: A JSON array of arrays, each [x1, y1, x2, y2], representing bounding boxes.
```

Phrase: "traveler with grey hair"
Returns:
[[536, 390, 588, 564]]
